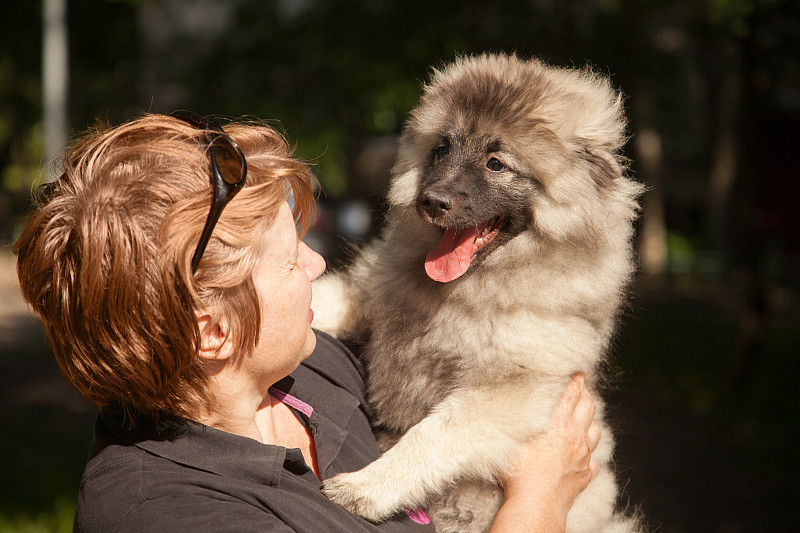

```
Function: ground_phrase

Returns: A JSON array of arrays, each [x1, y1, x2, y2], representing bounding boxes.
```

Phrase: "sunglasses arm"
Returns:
[[190, 183, 235, 273]]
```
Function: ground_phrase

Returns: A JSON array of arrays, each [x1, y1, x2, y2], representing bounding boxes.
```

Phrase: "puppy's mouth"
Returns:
[[424, 216, 505, 283]]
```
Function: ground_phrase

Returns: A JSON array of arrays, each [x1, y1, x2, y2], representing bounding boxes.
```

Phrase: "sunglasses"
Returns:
[[169, 110, 248, 273]]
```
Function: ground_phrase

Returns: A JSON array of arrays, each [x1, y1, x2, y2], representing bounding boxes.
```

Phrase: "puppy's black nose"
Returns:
[[418, 191, 453, 219]]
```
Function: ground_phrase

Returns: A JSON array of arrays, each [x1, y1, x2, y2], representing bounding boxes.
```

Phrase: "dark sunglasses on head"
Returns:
[[169, 110, 248, 273]]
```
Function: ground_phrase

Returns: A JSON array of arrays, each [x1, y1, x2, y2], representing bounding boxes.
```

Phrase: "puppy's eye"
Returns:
[[431, 138, 450, 163], [486, 157, 506, 172]]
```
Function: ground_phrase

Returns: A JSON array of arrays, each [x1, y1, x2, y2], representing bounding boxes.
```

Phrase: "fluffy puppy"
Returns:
[[312, 53, 645, 533]]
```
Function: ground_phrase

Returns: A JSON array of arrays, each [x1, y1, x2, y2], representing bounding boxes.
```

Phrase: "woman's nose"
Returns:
[[299, 241, 326, 281]]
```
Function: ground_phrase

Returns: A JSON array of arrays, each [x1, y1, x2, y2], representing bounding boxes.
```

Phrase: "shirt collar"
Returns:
[[97, 346, 363, 486], [270, 362, 361, 477], [99, 410, 289, 486]]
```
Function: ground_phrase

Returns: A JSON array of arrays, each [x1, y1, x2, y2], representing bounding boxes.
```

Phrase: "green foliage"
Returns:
[[296, 127, 349, 197], [699, 0, 783, 35], [0, 498, 74, 533], [1, 125, 44, 193], [618, 297, 738, 412], [665, 231, 722, 276], [0, 1, 44, 196], [616, 290, 800, 473]]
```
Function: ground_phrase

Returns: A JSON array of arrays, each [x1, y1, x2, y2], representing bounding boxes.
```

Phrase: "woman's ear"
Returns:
[[196, 312, 233, 361]]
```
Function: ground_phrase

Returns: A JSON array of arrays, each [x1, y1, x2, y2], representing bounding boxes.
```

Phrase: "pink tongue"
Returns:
[[425, 227, 479, 283]]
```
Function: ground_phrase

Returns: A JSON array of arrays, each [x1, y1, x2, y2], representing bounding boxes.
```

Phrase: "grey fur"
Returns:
[[312, 53, 645, 533]]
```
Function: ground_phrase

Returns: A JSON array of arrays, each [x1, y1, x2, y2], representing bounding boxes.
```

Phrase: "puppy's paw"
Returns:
[[322, 470, 401, 522]]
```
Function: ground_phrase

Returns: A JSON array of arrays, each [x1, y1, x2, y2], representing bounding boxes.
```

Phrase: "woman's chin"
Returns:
[[301, 329, 318, 359]]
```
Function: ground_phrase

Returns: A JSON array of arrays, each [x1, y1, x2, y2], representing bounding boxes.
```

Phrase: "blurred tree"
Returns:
[[0, 1, 43, 243], [1, 0, 797, 287], [43, 0, 69, 181]]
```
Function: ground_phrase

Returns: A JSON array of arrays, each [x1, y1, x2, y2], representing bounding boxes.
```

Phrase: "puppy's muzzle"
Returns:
[[417, 190, 454, 221]]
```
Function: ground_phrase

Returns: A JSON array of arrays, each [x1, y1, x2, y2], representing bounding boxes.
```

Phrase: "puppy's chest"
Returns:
[[365, 298, 506, 383]]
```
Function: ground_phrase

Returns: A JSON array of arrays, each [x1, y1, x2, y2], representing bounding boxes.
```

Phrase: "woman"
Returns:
[[14, 112, 600, 532]]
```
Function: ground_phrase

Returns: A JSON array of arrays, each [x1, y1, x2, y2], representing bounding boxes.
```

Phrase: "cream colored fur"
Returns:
[[312, 54, 645, 532]]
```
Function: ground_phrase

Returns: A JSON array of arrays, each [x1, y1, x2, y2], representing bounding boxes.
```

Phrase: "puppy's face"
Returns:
[[414, 128, 537, 282], [388, 54, 631, 283]]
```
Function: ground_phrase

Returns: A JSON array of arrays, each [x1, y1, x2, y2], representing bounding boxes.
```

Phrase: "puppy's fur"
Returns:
[[312, 54, 645, 532]]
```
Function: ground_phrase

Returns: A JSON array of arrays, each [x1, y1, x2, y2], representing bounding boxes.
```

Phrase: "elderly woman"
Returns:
[[14, 113, 600, 532]]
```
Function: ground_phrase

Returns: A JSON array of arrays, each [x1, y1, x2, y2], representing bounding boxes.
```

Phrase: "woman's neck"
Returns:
[[196, 380, 320, 478], [196, 386, 266, 442]]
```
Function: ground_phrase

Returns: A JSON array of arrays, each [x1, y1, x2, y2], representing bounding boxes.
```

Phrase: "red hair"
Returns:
[[14, 113, 316, 424]]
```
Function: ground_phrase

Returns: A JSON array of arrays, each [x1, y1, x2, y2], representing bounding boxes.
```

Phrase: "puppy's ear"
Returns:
[[578, 144, 623, 187]]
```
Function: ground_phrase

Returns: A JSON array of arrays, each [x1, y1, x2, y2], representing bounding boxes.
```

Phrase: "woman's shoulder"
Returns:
[[74, 420, 291, 532], [74, 443, 293, 532], [74, 440, 154, 531]]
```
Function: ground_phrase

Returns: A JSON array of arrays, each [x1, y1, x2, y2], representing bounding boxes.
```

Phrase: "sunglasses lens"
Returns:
[[170, 110, 249, 273], [211, 138, 245, 185]]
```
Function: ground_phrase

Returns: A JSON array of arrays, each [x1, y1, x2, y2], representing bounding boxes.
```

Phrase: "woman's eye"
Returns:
[[486, 157, 506, 172]]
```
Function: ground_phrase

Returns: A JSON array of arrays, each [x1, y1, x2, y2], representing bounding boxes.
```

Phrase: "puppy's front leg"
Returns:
[[323, 379, 565, 521]]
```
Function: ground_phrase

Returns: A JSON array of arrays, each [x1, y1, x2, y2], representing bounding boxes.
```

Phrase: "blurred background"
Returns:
[[1, 0, 799, 531]]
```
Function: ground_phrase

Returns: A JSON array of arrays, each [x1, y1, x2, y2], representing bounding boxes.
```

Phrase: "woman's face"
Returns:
[[249, 201, 326, 385]]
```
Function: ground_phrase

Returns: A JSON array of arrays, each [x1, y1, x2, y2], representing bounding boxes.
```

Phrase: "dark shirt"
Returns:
[[73, 331, 433, 532]]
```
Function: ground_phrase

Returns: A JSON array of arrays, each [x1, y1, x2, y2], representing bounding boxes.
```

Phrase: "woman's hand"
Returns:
[[489, 373, 601, 533]]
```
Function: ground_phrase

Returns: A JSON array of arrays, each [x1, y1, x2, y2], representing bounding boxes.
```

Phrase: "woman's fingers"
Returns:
[[557, 373, 586, 418], [587, 422, 602, 452], [589, 459, 601, 480], [573, 386, 596, 428]]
